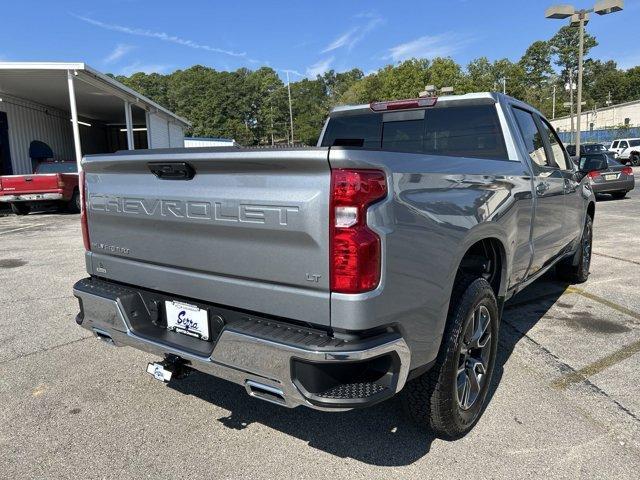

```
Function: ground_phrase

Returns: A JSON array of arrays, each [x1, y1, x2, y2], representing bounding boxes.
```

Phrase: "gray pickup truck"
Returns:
[[73, 93, 595, 438]]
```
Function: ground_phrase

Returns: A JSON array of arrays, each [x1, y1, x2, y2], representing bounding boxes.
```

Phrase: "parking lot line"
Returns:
[[549, 286, 640, 389], [567, 286, 640, 322], [0, 224, 46, 235], [593, 251, 640, 267], [552, 339, 640, 390]]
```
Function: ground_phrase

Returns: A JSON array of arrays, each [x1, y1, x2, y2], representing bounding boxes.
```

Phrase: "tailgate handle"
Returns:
[[148, 162, 195, 180]]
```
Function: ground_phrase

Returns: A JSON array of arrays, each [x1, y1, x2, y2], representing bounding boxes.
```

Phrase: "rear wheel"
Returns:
[[67, 190, 81, 213], [10, 203, 30, 215], [610, 191, 627, 200], [631, 153, 640, 166], [402, 276, 498, 438], [556, 214, 593, 283]]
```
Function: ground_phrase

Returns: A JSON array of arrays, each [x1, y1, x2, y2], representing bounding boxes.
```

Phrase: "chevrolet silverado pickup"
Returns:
[[0, 161, 80, 214], [73, 93, 595, 438]]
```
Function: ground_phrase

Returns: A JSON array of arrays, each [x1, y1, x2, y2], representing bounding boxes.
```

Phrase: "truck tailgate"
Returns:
[[83, 148, 332, 325], [0, 174, 60, 194]]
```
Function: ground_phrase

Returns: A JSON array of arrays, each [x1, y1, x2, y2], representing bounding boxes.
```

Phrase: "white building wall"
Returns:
[[147, 111, 170, 148], [551, 100, 640, 133], [168, 122, 184, 147], [184, 138, 235, 147], [0, 93, 74, 174]]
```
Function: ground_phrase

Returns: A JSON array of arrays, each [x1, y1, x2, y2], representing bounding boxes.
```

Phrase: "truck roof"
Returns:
[[329, 92, 542, 118]]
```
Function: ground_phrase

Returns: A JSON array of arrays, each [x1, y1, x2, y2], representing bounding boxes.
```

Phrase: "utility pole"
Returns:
[[575, 10, 585, 157], [270, 105, 274, 146], [502, 77, 506, 95], [552, 84, 557, 119], [286, 70, 294, 145]]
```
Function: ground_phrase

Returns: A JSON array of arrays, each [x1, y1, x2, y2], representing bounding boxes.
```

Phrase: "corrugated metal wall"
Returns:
[[148, 112, 170, 148], [0, 93, 74, 174], [148, 111, 184, 149], [168, 122, 184, 147], [558, 127, 640, 144]]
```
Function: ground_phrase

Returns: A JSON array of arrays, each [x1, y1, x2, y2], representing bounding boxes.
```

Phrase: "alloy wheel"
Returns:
[[456, 305, 492, 410]]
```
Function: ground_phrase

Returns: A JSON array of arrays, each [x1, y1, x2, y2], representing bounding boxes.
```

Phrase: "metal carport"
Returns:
[[0, 62, 190, 174]]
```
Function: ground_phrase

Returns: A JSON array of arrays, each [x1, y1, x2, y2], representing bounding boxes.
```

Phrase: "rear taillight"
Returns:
[[622, 166, 633, 176], [587, 170, 601, 180], [57, 173, 65, 188], [330, 169, 387, 293], [79, 171, 90, 251]]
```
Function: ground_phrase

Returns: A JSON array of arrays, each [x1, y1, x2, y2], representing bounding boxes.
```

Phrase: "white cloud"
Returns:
[[306, 57, 334, 78], [73, 14, 246, 58], [385, 33, 471, 63], [320, 13, 383, 54], [104, 44, 134, 64], [321, 28, 359, 53], [119, 62, 172, 76]]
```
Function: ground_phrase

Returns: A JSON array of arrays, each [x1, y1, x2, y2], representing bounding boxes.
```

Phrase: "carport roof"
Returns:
[[0, 62, 190, 126]]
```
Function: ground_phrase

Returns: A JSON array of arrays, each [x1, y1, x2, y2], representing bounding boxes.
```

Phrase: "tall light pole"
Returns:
[[552, 84, 556, 119], [286, 70, 294, 145], [545, 1, 623, 154]]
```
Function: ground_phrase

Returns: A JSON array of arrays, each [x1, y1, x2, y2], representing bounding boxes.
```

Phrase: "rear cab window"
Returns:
[[321, 104, 509, 160], [36, 162, 78, 174]]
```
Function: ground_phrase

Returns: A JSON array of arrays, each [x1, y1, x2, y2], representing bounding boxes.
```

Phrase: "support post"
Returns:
[[67, 70, 83, 172], [124, 101, 134, 150]]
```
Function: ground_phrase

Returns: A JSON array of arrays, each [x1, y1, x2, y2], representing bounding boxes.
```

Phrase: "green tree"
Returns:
[[549, 25, 598, 84], [519, 41, 553, 108]]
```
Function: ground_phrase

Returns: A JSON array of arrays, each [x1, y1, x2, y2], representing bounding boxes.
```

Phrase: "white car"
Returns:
[[609, 138, 640, 166]]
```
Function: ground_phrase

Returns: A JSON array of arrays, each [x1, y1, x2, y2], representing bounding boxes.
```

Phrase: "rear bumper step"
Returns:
[[73, 277, 410, 410]]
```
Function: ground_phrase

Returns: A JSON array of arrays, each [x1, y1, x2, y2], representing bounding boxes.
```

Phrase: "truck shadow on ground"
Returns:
[[168, 274, 569, 466]]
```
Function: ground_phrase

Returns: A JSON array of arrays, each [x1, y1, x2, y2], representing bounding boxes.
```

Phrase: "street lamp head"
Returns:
[[570, 12, 589, 26], [545, 4, 575, 19], [594, 0, 623, 15]]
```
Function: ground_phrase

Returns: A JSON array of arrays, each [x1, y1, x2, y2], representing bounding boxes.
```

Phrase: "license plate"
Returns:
[[604, 174, 617, 181], [165, 301, 210, 340]]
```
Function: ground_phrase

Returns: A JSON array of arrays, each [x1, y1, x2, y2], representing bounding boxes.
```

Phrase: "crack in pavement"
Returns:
[[1, 336, 93, 365]]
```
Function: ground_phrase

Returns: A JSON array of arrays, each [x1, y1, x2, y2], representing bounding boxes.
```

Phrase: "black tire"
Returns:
[[631, 154, 640, 167], [67, 190, 81, 213], [556, 214, 593, 283], [10, 203, 30, 215], [402, 276, 499, 438], [610, 191, 627, 200]]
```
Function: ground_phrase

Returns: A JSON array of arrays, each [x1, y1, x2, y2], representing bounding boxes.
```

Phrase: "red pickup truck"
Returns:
[[0, 161, 80, 215]]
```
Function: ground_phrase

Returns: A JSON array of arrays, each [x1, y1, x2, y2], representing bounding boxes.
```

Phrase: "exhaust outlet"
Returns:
[[245, 380, 286, 406], [93, 328, 115, 345]]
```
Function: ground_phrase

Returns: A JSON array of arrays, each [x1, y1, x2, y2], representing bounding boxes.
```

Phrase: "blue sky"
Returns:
[[2, 0, 640, 80]]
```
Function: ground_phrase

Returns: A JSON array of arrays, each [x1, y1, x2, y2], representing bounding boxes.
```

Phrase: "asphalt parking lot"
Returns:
[[2, 176, 640, 479]]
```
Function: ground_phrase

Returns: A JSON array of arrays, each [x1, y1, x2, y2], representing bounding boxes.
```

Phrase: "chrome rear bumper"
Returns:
[[0, 193, 64, 202], [73, 277, 411, 411]]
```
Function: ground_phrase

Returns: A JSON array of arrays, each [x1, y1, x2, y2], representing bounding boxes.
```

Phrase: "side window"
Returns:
[[611, 141, 619, 148], [512, 108, 550, 167], [539, 119, 570, 170], [620, 141, 629, 149]]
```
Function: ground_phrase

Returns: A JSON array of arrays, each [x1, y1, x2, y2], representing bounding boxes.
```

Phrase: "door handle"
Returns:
[[536, 182, 549, 195]]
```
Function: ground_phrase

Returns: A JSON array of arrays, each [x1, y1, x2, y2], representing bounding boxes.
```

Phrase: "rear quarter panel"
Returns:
[[329, 148, 533, 367]]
